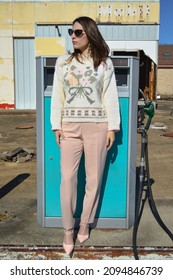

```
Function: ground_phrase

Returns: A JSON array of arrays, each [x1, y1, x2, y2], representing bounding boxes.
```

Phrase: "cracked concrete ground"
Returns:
[[0, 100, 173, 259]]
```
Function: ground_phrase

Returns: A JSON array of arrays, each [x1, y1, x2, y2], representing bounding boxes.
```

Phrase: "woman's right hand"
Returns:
[[54, 130, 65, 147]]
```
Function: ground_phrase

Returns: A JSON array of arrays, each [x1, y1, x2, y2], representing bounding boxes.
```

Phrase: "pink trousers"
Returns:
[[60, 122, 108, 230]]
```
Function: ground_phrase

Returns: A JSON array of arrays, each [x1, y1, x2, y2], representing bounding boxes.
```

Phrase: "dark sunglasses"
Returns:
[[68, 29, 84, 37]]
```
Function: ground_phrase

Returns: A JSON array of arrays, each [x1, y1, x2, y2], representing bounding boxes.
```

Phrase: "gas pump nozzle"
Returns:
[[138, 89, 155, 131], [143, 100, 155, 131]]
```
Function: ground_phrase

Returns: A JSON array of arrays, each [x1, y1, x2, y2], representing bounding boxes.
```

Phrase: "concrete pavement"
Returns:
[[0, 100, 173, 259]]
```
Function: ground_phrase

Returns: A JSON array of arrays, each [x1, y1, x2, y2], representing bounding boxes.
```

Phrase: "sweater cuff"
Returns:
[[108, 123, 120, 131]]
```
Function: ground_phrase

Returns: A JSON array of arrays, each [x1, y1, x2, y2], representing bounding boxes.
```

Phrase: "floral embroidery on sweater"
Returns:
[[64, 65, 98, 105]]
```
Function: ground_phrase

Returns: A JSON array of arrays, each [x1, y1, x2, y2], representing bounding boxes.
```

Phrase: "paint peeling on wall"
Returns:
[[35, 38, 65, 56], [0, 26, 12, 36], [0, 57, 14, 106], [0, 103, 15, 109], [0, 75, 8, 80], [12, 24, 35, 36]]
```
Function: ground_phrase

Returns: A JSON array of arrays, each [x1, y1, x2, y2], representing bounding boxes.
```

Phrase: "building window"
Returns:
[[163, 52, 172, 56]]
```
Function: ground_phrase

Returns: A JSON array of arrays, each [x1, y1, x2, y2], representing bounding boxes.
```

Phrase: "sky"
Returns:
[[159, 0, 173, 44]]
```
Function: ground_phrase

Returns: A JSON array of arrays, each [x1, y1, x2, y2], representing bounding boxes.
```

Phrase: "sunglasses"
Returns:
[[68, 29, 84, 37]]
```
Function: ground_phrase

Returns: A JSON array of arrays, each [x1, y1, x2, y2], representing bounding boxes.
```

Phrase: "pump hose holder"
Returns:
[[132, 100, 173, 260]]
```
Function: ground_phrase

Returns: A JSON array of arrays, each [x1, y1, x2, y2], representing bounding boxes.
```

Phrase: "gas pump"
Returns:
[[36, 55, 139, 229]]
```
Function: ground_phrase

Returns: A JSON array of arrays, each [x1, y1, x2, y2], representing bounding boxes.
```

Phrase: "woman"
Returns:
[[51, 16, 120, 255]]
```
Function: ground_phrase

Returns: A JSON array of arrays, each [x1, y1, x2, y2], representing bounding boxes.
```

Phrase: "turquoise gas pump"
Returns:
[[36, 56, 139, 229]]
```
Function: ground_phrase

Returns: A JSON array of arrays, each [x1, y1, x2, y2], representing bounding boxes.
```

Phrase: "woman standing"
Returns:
[[51, 16, 120, 255]]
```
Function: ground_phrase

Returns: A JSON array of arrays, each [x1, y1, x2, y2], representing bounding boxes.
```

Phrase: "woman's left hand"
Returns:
[[106, 131, 116, 151]]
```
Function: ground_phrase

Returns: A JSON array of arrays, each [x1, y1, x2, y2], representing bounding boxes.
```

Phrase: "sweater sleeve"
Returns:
[[102, 58, 120, 131], [50, 57, 65, 130]]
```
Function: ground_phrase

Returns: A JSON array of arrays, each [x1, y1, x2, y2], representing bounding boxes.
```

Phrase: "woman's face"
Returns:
[[71, 22, 89, 54]]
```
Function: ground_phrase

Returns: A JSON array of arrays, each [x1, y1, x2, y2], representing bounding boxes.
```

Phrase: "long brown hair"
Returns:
[[69, 16, 110, 68]]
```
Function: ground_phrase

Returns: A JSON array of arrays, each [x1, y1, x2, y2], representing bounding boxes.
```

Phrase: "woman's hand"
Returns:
[[106, 130, 116, 151], [54, 130, 65, 147]]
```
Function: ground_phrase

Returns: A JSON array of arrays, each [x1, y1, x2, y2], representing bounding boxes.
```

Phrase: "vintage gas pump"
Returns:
[[36, 56, 139, 229]]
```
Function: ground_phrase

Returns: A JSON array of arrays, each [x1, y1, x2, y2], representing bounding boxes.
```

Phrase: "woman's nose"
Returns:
[[71, 33, 76, 39]]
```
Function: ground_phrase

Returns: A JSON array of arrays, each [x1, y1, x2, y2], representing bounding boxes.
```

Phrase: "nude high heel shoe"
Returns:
[[63, 229, 74, 255], [77, 223, 89, 243]]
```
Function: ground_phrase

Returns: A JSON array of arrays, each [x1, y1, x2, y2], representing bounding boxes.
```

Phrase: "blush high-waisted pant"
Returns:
[[60, 122, 108, 230]]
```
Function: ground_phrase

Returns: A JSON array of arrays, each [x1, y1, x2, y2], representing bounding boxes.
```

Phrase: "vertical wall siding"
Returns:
[[14, 39, 36, 109], [36, 24, 159, 41], [98, 25, 159, 41]]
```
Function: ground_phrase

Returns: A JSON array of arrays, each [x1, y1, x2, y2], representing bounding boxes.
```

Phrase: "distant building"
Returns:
[[157, 45, 173, 99]]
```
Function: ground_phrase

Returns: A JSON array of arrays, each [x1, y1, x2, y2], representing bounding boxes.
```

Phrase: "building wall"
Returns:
[[0, 0, 160, 108], [157, 69, 173, 98]]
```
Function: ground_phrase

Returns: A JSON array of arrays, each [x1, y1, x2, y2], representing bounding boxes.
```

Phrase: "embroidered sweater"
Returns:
[[51, 54, 120, 131]]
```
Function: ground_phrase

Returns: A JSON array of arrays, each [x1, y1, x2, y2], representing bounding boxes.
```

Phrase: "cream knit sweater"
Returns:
[[51, 54, 120, 131]]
